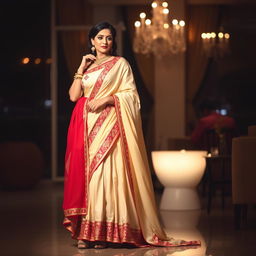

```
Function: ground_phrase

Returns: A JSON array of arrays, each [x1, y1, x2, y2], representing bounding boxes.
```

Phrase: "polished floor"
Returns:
[[1, 180, 256, 256]]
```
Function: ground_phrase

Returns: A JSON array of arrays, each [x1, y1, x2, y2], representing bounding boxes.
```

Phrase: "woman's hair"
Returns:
[[88, 21, 117, 56]]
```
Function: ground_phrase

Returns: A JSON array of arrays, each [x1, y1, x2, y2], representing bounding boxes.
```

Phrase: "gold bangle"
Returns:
[[74, 73, 83, 79]]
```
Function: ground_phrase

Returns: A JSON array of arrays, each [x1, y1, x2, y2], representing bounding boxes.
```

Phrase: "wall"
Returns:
[[154, 0, 186, 149]]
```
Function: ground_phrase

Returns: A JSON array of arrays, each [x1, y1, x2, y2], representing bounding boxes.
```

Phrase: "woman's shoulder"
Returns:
[[115, 56, 131, 68]]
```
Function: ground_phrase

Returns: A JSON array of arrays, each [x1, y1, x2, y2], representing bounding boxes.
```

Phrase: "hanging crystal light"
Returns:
[[201, 30, 230, 59], [133, 1, 186, 58]]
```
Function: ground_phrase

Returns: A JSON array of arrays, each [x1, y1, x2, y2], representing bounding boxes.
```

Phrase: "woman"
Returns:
[[63, 21, 200, 249]]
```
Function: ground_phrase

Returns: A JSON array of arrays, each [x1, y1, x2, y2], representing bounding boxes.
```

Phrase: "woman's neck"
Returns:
[[94, 55, 112, 66], [96, 53, 110, 60]]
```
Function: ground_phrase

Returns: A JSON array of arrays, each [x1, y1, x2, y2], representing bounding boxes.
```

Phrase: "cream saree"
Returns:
[[63, 56, 200, 247]]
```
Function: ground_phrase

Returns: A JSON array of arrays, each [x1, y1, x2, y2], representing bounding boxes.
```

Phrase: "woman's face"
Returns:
[[91, 29, 113, 55]]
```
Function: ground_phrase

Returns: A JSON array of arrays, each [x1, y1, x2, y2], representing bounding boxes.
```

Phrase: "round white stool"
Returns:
[[152, 150, 207, 210]]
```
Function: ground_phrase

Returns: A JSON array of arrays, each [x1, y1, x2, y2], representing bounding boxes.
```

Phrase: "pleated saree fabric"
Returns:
[[63, 57, 200, 247]]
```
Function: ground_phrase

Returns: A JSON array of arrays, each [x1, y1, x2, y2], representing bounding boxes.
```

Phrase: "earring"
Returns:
[[91, 46, 95, 53]]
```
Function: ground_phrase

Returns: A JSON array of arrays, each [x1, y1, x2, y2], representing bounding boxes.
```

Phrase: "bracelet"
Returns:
[[74, 76, 82, 80], [74, 72, 83, 79]]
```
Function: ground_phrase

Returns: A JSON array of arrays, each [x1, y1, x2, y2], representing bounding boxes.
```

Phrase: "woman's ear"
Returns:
[[91, 38, 94, 46]]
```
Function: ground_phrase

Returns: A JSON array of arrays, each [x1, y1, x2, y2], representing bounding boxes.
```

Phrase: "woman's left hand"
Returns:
[[87, 96, 113, 113]]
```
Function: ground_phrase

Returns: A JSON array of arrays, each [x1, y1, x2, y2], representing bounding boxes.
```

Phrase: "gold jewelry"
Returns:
[[74, 72, 83, 79], [94, 56, 112, 66], [91, 46, 95, 53]]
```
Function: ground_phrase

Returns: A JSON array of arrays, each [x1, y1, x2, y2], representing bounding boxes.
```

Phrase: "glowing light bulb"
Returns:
[[152, 2, 157, 8], [172, 19, 178, 25], [35, 58, 41, 64], [145, 19, 151, 26], [179, 20, 185, 27], [163, 23, 169, 29], [163, 8, 169, 14], [140, 12, 146, 19], [22, 57, 30, 64], [224, 33, 230, 39], [201, 33, 207, 39], [135, 21, 141, 27], [211, 32, 216, 38], [162, 2, 168, 8], [218, 32, 224, 38]]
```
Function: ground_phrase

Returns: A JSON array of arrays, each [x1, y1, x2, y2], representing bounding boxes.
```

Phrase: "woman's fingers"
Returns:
[[84, 54, 96, 63], [87, 99, 105, 112], [87, 100, 95, 112]]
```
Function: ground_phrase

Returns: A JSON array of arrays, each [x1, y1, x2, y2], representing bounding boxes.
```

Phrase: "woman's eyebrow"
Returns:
[[97, 34, 112, 37]]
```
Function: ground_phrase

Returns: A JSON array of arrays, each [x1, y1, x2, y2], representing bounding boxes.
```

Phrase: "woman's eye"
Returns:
[[96, 36, 112, 41]]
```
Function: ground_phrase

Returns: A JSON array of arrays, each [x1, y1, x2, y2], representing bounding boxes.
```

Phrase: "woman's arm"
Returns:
[[68, 75, 83, 102], [69, 54, 96, 102]]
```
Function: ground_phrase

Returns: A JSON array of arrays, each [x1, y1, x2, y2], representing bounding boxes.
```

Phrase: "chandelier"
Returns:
[[201, 30, 230, 59], [133, 1, 186, 58]]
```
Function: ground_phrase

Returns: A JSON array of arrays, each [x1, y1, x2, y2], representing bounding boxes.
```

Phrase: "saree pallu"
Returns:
[[63, 56, 200, 247]]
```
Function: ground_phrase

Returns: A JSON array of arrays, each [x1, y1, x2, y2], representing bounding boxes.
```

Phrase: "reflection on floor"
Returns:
[[1, 180, 256, 256]]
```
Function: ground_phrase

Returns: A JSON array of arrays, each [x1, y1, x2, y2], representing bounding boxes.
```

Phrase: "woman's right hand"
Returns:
[[77, 54, 96, 73]]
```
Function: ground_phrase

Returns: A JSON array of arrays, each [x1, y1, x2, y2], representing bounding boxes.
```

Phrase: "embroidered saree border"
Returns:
[[88, 57, 120, 100], [89, 121, 120, 181], [83, 102, 89, 215], [78, 220, 145, 244], [113, 96, 134, 198], [84, 57, 119, 75], [88, 106, 112, 146], [63, 218, 200, 247], [64, 207, 86, 216], [64, 219, 146, 245]]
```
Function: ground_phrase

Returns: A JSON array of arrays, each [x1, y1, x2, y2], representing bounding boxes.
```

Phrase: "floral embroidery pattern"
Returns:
[[77, 220, 145, 245], [88, 57, 120, 100], [114, 96, 135, 198], [152, 234, 201, 247], [89, 121, 120, 181], [88, 106, 113, 146], [64, 208, 86, 216]]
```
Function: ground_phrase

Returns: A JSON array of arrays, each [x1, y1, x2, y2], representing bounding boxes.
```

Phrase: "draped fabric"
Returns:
[[56, 0, 93, 77], [63, 57, 200, 247], [186, 5, 220, 133]]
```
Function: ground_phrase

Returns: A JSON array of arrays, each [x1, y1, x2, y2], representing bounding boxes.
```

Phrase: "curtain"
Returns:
[[55, 0, 93, 176], [186, 5, 220, 134], [56, 0, 93, 77]]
